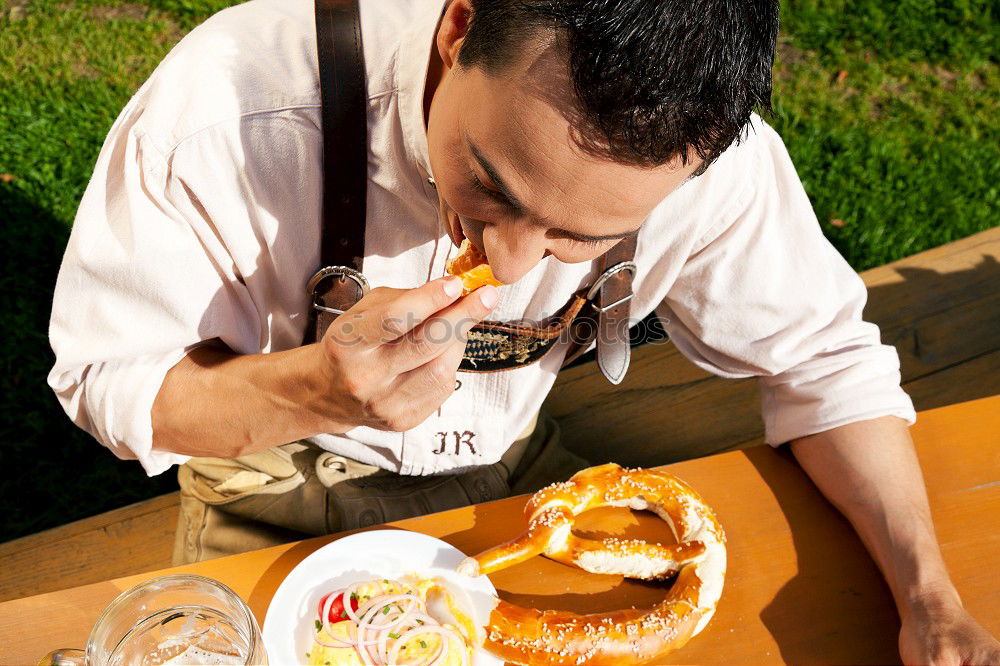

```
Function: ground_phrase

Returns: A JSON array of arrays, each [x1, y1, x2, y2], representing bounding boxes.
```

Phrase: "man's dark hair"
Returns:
[[458, 0, 779, 169]]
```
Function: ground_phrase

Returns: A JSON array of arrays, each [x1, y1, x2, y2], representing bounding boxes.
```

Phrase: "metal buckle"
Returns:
[[306, 266, 370, 316], [587, 261, 637, 313]]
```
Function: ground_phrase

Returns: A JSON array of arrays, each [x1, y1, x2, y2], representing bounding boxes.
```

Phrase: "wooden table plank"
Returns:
[[902, 348, 1000, 414], [1, 396, 997, 665]]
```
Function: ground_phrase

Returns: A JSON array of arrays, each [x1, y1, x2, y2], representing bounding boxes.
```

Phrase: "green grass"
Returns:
[[1, 0, 998, 542], [772, 0, 999, 270], [0, 0, 238, 543]]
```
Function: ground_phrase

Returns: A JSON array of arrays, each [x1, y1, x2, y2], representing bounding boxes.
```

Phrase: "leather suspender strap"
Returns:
[[593, 234, 638, 383], [307, 0, 637, 382], [305, 0, 370, 344], [562, 235, 638, 383]]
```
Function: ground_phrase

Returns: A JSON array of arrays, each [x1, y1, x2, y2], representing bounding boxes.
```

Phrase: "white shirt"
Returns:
[[48, 0, 915, 477]]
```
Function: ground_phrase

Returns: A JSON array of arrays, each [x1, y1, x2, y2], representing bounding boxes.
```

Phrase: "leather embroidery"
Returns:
[[459, 294, 588, 373]]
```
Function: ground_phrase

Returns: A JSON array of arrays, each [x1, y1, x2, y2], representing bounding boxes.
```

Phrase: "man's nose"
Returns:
[[483, 223, 547, 285]]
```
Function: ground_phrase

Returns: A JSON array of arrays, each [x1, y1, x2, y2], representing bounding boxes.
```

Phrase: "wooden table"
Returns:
[[2, 396, 997, 665]]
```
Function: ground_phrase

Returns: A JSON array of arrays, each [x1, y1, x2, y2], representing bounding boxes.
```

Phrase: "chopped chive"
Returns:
[[341, 610, 348, 618], [416, 619, 424, 625], [419, 640, 427, 648], [382, 606, 390, 614], [389, 632, 400, 639], [350, 592, 359, 600], [314, 619, 322, 631]]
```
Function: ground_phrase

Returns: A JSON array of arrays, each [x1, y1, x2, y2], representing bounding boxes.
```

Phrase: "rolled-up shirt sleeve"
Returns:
[[47, 91, 317, 475], [49, 125, 197, 474], [657, 121, 916, 445]]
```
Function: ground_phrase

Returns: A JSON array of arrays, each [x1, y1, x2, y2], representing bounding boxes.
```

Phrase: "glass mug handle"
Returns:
[[37, 649, 86, 666]]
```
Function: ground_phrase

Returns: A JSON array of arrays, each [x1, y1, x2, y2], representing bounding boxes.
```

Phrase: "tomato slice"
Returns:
[[318, 590, 360, 624]]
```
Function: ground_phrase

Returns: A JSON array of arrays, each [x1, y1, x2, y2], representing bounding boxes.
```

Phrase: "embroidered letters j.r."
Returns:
[[433, 430, 478, 455]]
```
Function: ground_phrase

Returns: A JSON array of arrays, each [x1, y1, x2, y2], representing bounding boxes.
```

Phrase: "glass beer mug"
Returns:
[[40, 574, 267, 666]]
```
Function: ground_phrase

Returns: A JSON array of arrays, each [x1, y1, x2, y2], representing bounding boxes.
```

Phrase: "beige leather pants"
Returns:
[[172, 413, 589, 565]]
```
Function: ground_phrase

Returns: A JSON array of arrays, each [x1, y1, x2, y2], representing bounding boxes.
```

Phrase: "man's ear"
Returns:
[[436, 0, 473, 70]]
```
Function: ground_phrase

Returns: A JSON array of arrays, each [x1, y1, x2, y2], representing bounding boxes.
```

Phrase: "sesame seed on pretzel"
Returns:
[[458, 463, 727, 665]]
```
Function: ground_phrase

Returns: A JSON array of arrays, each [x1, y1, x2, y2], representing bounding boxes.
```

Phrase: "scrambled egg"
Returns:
[[306, 576, 474, 666]]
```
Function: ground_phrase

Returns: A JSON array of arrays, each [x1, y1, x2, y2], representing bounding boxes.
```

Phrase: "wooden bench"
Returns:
[[547, 226, 1000, 464], [0, 493, 180, 603], [2, 227, 997, 602]]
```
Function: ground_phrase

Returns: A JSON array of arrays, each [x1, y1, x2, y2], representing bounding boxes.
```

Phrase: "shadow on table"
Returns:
[[246, 526, 405, 621], [438, 501, 681, 616], [744, 446, 902, 665]]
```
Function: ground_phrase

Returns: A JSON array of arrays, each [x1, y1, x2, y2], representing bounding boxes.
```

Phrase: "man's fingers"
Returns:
[[391, 347, 465, 420], [386, 285, 499, 371], [327, 276, 466, 348]]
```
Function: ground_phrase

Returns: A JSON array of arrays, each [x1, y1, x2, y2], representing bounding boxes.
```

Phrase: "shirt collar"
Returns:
[[396, 0, 449, 183]]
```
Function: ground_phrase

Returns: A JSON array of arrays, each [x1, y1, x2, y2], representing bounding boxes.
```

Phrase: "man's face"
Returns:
[[426, 3, 700, 285]]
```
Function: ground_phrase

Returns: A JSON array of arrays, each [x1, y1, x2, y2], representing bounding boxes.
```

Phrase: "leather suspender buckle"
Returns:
[[586, 260, 637, 312], [307, 265, 370, 315]]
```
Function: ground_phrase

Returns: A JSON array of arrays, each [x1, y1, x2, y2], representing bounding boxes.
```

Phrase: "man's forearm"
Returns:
[[150, 279, 495, 460], [789, 416, 960, 618], [151, 343, 344, 459]]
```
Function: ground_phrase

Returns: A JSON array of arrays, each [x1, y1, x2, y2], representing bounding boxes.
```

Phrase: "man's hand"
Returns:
[[316, 276, 497, 432], [152, 276, 496, 459], [899, 588, 1000, 666]]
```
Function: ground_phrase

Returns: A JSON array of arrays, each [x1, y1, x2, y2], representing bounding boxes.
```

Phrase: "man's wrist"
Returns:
[[900, 578, 962, 621], [878, 525, 961, 620], [298, 341, 357, 436], [789, 419, 964, 629]]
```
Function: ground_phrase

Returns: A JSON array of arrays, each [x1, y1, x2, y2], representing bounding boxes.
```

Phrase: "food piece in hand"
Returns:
[[308, 574, 476, 665], [446, 239, 502, 294], [457, 463, 727, 665]]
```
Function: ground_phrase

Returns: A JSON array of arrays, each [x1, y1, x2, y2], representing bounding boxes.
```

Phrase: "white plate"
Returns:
[[262, 530, 502, 665]]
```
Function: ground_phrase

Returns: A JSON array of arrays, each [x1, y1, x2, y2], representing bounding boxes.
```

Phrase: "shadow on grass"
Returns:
[[0, 183, 178, 544]]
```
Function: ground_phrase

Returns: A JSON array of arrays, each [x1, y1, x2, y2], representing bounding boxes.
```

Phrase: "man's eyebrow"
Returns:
[[467, 135, 640, 243], [467, 138, 526, 212], [563, 228, 639, 242]]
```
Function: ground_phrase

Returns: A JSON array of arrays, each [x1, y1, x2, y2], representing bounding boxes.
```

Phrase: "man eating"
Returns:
[[48, 0, 999, 663]]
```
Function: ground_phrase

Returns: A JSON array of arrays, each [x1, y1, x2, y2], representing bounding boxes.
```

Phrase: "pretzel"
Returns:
[[446, 239, 502, 294], [457, 463, 727, 665]]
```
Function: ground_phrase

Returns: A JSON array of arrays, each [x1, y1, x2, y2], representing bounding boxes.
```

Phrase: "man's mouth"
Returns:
[[445, 208, 467, 248], [443, 206, 492, 264]]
